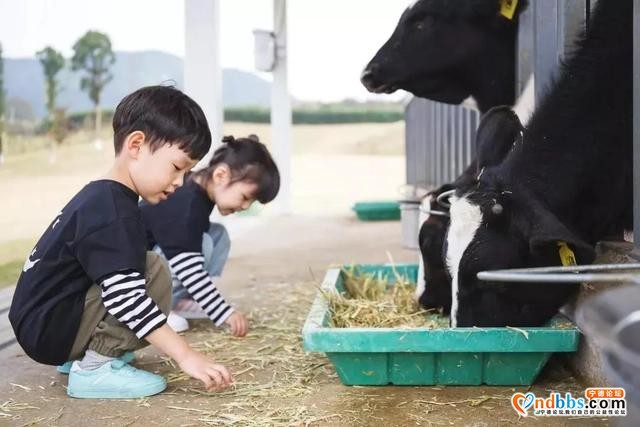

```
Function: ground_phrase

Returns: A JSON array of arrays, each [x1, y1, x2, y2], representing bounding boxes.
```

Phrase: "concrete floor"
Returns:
[[0, 215, 608, 426]]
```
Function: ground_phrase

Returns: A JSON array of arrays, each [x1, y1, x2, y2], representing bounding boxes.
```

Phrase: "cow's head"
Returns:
[[446, 170, 596, 327], [416, 106, 524, 314], [361, 0, 528, 112]]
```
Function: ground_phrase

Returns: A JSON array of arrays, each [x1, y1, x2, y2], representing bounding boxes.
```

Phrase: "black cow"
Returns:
[[361, 0, 528, 113], [416, 106, 523, 314], [446, 0, 632, 327]]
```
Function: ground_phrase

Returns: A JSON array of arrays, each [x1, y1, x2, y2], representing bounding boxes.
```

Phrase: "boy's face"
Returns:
[[130, 140, 198, 204]]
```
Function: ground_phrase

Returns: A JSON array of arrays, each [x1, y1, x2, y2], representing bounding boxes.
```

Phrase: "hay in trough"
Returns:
[[325, 267, 449, 328]]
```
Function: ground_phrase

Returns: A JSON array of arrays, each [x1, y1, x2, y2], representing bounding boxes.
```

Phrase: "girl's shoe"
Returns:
[[67, 359, 166, 399], [173, 299, 207, 319], [167, 311, 190, 333]]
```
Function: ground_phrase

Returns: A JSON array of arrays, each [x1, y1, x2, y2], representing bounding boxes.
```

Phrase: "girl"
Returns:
[[140, 135, 280, 335]]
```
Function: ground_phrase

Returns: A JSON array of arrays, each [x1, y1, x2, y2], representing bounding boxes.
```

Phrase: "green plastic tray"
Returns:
[[352, 201, 400, 221], [302, 264, 580, 386]]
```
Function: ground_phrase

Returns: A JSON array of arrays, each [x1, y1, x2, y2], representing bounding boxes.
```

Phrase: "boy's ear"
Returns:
[[123, 131, 146, 158]]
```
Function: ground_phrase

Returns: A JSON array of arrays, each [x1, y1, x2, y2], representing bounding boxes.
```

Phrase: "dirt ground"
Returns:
[[0, 215, 607, 427]]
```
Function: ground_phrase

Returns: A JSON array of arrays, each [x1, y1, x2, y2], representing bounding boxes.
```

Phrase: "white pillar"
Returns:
[[184, 0, 223, 167], [271, 0, 292, 213]]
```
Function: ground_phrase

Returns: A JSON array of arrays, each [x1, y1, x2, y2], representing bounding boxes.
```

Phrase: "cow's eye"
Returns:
[[407, 11, 426, 24], [412, 14, 434, 31]]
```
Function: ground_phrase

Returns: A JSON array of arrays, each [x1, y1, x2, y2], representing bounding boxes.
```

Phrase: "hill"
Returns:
[[4, 50, 271, 119]]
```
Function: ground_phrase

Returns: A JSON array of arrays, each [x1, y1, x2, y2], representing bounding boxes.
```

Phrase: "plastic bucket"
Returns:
[[416, 197, 433, 296], [399, 199, 421, 249]]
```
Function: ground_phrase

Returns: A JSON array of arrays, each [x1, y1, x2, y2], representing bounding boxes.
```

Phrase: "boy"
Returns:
[[9, 86, 232, 399]]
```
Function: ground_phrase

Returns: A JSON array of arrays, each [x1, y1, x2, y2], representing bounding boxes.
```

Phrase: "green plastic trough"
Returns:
[[352, 201, 401, 221], [302, 264, 580, 386]]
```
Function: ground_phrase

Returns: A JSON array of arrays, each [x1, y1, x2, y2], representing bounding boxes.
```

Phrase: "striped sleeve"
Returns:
[[100, 270, 167, 339], [168, 252, 234, 326]]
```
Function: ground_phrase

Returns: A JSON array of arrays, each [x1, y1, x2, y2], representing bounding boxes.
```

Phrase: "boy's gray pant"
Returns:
[[67, 251, 172, 359]]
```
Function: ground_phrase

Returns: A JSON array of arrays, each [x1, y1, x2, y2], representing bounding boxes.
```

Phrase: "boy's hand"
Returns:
[[177, 350, 233, 391], [224, 311, 249, 337], [146, 324, 232, 391]]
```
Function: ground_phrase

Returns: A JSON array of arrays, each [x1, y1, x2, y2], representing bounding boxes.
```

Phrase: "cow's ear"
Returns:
[[527, 207, 595, 265], [476, 106, 522, 170]]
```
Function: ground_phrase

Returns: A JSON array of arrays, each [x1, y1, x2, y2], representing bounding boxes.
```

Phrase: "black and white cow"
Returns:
[[360, 0, 533, 315], [361, 0, 528, 113], [446, 0, 632, 327], [416, 106, 524, 314]]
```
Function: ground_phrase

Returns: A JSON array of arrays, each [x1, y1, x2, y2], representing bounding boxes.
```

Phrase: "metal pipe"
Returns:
[[421, 209, 450, 218], [478, 263, 640, 284], [436, 189, 456, 208]]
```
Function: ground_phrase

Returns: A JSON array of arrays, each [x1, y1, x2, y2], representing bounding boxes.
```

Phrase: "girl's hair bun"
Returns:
[[222, 135, 235, 144], [222, 134, 259, 144]]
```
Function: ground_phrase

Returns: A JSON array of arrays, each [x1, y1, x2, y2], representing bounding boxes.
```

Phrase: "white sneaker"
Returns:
[[167, 311, 189, 333], [173, 299, 208, 319]]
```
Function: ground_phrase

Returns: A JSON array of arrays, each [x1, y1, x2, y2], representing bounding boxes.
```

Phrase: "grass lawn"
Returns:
[[0, 238, 35, 289]]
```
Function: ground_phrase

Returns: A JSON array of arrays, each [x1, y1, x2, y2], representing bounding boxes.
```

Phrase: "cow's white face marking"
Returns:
[[446, 196, 483, 327], [415, 195, 433, 301]]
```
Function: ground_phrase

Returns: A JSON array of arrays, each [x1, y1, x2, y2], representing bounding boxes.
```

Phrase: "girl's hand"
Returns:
[[177, 349, 233, 391], [224, 311, 249, 337]]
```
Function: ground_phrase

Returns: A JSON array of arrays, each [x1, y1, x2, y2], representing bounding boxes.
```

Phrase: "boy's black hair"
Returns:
[[193, 134, 280, 204], [113, 85, 211, 159]]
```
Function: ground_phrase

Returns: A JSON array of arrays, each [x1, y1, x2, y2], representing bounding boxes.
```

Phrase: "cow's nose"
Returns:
[[360, 63, 381, 91]]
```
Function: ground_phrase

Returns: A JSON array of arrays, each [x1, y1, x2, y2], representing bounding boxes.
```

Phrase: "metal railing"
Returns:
[[405, 99, 479, 189]]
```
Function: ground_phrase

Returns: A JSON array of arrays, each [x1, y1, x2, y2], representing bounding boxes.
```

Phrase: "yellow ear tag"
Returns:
[[499, 0, 518, 20], [558, 241, 577, 266]]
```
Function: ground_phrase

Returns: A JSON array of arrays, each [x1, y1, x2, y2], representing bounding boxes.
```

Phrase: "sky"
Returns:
[[0, 0, 409, 102]]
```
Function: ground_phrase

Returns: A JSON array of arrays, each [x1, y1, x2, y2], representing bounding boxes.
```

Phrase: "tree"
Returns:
[[37, 46, 66, 162], [71, 31, 115, 148], [50, 108, 69, 145], [36, 46, 65, 118], [0, 42, 5, 165]]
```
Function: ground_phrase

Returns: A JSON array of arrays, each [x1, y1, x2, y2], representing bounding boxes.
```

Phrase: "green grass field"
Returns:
[[0, 239, 35, 288]]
